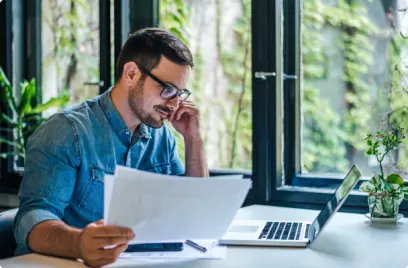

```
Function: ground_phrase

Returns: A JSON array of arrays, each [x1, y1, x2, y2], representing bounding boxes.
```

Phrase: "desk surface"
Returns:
[[1, 205, 407, 268]]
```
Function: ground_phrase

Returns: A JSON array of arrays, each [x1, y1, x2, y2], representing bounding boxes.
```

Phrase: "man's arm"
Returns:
[[169, 100, 209, 177], [14, 113, 79, 256], [27, 220, 81, 259], [15, 113, 133, 267], [184, 136, 209, 177], [28, 219, 134, 268]]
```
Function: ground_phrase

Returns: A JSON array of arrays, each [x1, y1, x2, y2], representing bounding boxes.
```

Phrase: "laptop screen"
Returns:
[[309, 165, 362, 243]]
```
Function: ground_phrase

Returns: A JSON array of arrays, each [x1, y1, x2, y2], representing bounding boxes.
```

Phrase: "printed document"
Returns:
[[104, 165, 251, 243]]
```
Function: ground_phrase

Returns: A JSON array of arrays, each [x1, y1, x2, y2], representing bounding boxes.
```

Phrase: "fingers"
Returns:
[[84, 244, 127, 268], [94, 236, 134, 248], [173, 105, 199, 121], [81, 223, 134, 268], [180, 100, 195, 106], [98, 243, 128, 265], [92, 225, 134, 238], [168, 100, 197, 122], [169, 110, 176, 122], [169, 105, 198, 121], [82, 241, 129, 267], [103, 242, 128, 258]]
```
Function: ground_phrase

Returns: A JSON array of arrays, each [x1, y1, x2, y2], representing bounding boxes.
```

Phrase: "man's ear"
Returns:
[[122, 62, 140, 84]]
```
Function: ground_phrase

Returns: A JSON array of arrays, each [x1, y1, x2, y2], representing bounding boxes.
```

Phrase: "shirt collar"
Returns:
[[99, 87, 152, 140]]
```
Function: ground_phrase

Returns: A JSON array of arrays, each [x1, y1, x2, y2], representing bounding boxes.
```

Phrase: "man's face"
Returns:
[[128, 57, 190, 128]]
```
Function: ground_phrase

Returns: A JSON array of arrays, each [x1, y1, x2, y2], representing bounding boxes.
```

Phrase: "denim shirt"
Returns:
[[13, 88, 184, 255]]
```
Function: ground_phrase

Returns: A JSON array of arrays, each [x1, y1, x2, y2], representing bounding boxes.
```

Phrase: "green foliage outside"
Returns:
[[302, 0, 408, 174], [159, 0, 192, 163], [4, 0, 405, 174], [160, 0, 252, 169], [0, 67, 69, 164], [160, 0, 408, 175], [44, 0, 99, 103]]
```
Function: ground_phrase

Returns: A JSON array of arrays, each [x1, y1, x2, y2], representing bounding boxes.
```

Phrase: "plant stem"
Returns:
[[376, 154, 384, 179]]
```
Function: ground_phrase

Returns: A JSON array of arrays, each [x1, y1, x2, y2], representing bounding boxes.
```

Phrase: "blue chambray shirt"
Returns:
[[13, 88, 184, 255]]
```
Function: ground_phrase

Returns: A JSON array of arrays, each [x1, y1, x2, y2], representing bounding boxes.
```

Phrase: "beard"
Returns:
[[128, 77, 170, 129]]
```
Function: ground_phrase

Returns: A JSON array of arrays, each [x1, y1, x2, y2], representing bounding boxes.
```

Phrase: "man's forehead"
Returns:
[[152, 57, 190, 87]]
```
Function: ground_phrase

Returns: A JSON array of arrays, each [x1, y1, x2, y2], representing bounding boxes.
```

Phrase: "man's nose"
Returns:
[[165, 97, 180, 111]]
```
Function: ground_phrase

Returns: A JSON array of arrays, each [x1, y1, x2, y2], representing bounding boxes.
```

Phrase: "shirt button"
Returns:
[[125, 131, 130, 136]]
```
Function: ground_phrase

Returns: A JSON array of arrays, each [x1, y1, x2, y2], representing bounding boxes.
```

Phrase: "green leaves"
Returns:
[[360, 172, 408, 216], [0, 137, 22, 149], [401, 187, 408, 200], [0, 66, 70, 164], [360, 180, 376, 192], [28, 93, 70, 114], [17, 78, 37, 116], [0, 69, 18, 116], [0, 66, 11, 88], [386, 174, 405, 186], [160, 0, 191, 46]]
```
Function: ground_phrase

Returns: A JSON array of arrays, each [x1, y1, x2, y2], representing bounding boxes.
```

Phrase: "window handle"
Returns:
[[84, 81, 105, 86], [282, 74, 297, 80], [255, 72, 297, 80], [255, 71, 276, 80]]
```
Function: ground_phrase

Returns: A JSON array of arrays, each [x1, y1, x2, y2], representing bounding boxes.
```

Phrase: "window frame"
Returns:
[[0, 0, 14, 188], [3, 0, 405, 214], [251, 0, 408, 213], [0, 0, 117, 189]]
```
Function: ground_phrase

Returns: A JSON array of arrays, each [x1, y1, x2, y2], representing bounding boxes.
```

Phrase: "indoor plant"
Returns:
[[0, 66, 69, 168], [359, 126, 408, 218]]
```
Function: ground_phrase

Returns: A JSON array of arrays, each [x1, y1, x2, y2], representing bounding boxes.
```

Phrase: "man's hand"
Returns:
[[78, 220, 135, 268], [168, 99, 208, 177], [168, 100, 201, 139]]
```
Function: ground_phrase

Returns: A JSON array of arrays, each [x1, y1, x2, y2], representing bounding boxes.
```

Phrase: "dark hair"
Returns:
[[116, 28, 194, 81]]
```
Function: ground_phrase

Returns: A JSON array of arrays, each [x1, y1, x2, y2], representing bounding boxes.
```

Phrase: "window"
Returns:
[[159, 0, 252, 171], [300, 0, 408, 179], [41, 0, 114, 110], [250, 0, 408, 212]]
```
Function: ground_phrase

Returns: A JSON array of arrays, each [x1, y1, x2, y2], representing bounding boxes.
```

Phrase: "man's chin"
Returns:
[[143, 119, 164, 129]]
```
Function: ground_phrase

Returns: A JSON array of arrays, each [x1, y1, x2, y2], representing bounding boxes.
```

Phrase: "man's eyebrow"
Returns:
[[164, 81, 180, 90]]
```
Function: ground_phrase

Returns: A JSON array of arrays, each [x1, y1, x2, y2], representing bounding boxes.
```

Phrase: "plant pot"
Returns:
[[368, 192, 403, 218]]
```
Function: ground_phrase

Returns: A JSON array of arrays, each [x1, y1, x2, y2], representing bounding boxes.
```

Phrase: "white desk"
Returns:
[[1, 205, 407, 268]]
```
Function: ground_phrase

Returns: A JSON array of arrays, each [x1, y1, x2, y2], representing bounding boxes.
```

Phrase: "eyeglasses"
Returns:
[[137, 65, 191, 101]]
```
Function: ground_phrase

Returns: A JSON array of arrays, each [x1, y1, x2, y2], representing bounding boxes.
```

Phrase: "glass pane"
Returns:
[[160, 0, 252, 170], [42, 0, 100, 110], [301, 0, 408, 177]]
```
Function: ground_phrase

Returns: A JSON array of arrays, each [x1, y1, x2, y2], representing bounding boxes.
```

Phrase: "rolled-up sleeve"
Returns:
[[14, 113, 80, 255]]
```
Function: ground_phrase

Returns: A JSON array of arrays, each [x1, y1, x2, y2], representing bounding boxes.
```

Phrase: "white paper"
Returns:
[[118, 240, 227, 260], [106, 165, 251, 242], [104, 175, 114, 224]]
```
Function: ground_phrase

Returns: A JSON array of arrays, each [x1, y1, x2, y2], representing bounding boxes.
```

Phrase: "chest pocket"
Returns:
[[78, 167, 114, 221], [141, 162, 171, 175]]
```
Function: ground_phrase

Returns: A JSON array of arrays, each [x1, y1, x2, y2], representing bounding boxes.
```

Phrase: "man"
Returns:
[[14, 28, 209, 267]]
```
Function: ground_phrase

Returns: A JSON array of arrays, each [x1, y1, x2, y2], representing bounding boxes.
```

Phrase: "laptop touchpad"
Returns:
[[229, 225, 259, 233]]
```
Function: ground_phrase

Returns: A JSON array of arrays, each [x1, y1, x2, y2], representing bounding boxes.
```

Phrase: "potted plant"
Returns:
[[359, 126, 408, 218], [0, 66, 69, 174]]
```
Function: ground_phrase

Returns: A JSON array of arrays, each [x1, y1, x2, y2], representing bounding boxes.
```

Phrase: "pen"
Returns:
[[185, 240, 207, 252]]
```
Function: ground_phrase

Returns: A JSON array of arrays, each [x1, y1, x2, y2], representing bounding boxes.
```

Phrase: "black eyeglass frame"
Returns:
[[137, 64, 191, 101]]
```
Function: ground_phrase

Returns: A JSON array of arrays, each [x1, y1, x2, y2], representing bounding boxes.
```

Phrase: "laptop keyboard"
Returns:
[[258, 222, 307, 241]]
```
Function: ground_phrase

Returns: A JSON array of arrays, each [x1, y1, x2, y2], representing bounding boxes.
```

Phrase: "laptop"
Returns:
[[219, 165, 362, 247]]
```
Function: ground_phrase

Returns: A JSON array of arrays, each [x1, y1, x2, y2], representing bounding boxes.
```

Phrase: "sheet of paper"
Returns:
[[106, 165, 251, 242], [118, 240, 227, 260], [104, 175, 114, 224]]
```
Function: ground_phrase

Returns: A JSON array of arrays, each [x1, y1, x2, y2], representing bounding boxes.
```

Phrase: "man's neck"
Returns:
[[110, 85, 141, 133]]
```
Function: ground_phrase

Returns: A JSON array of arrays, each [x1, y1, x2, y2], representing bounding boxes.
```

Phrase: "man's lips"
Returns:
[[155, 108, 170, 118]]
